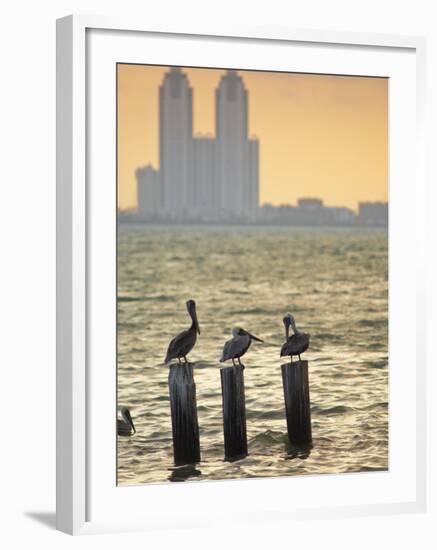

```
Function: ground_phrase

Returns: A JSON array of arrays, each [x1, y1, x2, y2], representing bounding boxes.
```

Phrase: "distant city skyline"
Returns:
[[119, 195, 388, 227], [118, 64, 388, 212], [136, 68, 259, 222]]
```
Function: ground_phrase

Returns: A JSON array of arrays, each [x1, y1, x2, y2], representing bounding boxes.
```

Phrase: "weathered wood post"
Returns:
[[281, 360, 312, 445], [168, 363, 201, 466], [220, 364, 248, 460]]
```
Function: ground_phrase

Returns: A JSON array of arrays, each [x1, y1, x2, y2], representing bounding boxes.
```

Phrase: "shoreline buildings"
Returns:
[[259, 198, 356, 226], [137, 67, 259, 223], [133, 67, 388, 227], [357, 202, 388, 226]]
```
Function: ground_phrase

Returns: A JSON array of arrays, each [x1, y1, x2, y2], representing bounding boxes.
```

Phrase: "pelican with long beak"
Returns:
[[280, 312, 310, 363], [220, 327, 263, 366], [117, 407, 136, 437], [165, 299, 200, 364]]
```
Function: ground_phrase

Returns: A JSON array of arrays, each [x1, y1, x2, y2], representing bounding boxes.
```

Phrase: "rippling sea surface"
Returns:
[[117, 225, 388, 485]]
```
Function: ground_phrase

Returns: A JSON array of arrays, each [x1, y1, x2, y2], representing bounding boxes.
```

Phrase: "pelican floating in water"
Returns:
[[165, 299, 200, 364], [280, 312, 310, 363], [220, 327, 263, 366], [117, 407, 136, 437]]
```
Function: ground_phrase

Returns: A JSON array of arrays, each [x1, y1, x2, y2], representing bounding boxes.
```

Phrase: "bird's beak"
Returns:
[[126, 411, 136, 433], [285, 323, 290, 340], [194, 311, 200, 335], [249, 332, 263, 342]]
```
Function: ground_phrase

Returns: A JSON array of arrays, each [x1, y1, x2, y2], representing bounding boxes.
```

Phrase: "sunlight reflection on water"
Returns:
[[117, 226, 388, 485]]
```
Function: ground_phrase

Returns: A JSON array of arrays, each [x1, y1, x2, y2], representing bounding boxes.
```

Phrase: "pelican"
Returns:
[[165, 299, 200, 364], [220, 327, 263, 366], [280, 312, 310, 363], [117, 407, 136, 437]]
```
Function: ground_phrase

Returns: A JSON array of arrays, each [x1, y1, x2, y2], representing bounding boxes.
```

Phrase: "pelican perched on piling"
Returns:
[[165, 299, 200, 364], [280, 312, 310, 363], [220, 327, 263, 366], [117, 407, 136, 437]]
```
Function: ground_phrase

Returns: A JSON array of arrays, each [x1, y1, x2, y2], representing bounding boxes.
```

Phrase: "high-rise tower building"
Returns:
[[216, 70, 248, 218], [138, 67, 259, 222], [159, 67, 193, 217], [215, 70, 259, 220], [247, 138, 259, 219], [136, 165, 161, 218], [192, 135, 217, 219]]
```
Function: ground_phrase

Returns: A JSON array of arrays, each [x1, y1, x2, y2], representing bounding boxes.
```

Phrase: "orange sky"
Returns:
[[117, 64, 387, 212]]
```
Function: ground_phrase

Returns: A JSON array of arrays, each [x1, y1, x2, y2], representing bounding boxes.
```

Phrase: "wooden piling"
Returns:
[[220, 364, 248, 461], [281, 360, 312, 445], [168, 363, 201, 466]]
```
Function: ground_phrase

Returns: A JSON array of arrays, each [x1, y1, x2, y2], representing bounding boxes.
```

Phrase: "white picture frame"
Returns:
[[56, 14, 427, 535]]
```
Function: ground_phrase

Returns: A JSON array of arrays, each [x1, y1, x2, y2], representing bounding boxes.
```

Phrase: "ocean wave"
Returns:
[[119, 294, 174, 303], [246, 408, 284, 420], [118, 296, 142, 302], [358, 318, 388, 327], [229, 307, 269, 315], [312, 405, 354, 416], [249, 430, 287, 446], [117, 228, 388, 485]]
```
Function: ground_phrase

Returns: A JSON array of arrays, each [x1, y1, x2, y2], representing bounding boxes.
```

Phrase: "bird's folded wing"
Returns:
[[222, 335, 249, 360], [166, 330, 189, 358], [221, 338, 234, 361]]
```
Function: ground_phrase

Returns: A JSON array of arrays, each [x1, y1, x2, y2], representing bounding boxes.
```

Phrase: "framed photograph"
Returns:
[[56, 15, 427, 535]]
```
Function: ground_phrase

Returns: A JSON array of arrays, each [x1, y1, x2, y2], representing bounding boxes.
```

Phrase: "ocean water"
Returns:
[[117, 226, 388, 485]]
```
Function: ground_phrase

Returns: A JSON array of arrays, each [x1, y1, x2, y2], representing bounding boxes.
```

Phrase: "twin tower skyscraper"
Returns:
[[136, 67, 259, 222]]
